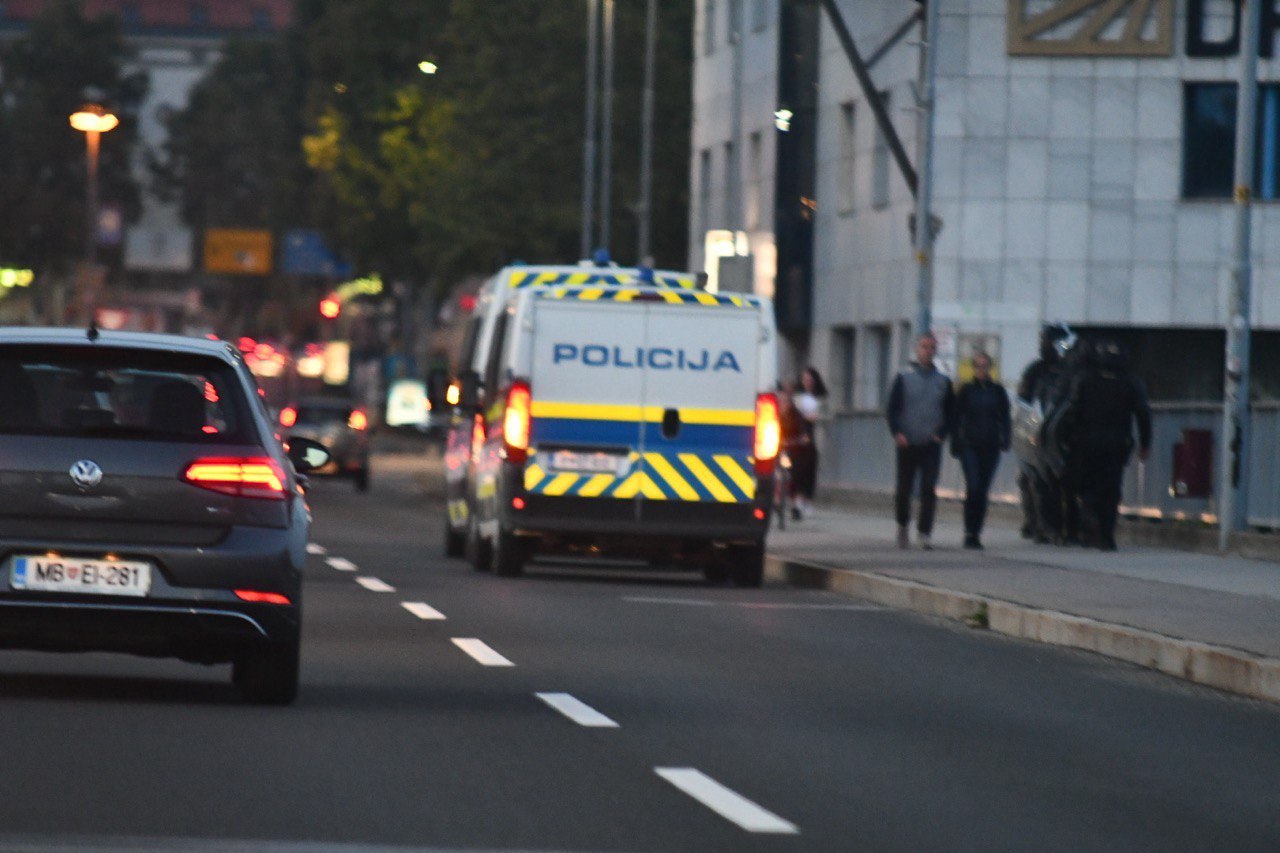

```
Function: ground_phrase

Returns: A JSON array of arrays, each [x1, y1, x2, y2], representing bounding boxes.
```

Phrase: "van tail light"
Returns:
[[503, 379, 532, 464], [183, 457, 287, 500], [279, 406, 297, 427], [753, 392, 781, 476], [348, 409, 368, 431]]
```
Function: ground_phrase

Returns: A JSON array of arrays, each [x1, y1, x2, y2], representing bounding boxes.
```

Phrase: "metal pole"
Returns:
[[728, 0, 743, 235], [85, 129, 100, 262], [580, 0, 600, 260], [912, 0, 940, 339], [637, 0, 657, 263], [598, 0, 615, 253], [1219, 0, 1262, 550]]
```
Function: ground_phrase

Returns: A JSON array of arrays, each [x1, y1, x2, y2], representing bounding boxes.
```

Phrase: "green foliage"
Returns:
[[0, 0, 146, 271]]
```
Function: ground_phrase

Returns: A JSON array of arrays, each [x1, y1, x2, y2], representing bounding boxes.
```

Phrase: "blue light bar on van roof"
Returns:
[[508, 270, 697, 290]]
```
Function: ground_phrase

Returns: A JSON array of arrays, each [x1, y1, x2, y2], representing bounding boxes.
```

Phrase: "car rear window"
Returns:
[[0, 345, 257, 443]]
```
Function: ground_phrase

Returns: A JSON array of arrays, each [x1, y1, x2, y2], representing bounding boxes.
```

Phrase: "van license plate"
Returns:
[[10, 556, 151, 597], [550, 450, 630, 476]]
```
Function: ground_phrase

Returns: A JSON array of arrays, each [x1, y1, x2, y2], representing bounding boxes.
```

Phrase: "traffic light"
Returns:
[[319, 295, 341, 319]]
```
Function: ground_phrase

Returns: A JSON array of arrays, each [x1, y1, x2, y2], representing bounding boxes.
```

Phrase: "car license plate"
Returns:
[[9, 555, 151, 597], [550, 450, 630, 476]]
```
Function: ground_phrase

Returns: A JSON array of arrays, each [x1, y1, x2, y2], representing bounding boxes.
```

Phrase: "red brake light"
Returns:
[[471, 412, 486, 461], [503, 380, 532, 464], [348, 409, 368, 431], [234, 589, 292, 606], [754, 392, 781, 476], [279, 406, 298, 427], [183, 457, 287, 500]]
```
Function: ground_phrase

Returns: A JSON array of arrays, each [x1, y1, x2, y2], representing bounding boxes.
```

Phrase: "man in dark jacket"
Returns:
[[952, 351, 1011, 549], [1015, 323, 1070, 542], [1059, 341, 1152, 550], [887, 333, 956, 549]]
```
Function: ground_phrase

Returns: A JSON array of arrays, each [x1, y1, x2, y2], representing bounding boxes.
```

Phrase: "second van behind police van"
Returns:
[[454, 271, 780, 586]]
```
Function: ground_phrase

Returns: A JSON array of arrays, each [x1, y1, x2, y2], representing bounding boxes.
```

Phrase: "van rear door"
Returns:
[[524, 299, 647, 506], [638, 300, 760, 509]]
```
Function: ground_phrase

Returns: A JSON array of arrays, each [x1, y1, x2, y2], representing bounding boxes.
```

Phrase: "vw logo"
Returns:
[[69, 459, 104, 490]]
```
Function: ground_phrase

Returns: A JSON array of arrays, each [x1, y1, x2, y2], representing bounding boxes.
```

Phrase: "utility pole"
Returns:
[[579, 0, 600, 260], [912, 0, 940, 339], [636, 0, 657, 263], [1219, 0, 1263, 549], [598, 0, 616, 253]]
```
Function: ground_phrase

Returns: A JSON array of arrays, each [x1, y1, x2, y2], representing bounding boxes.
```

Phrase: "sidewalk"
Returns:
[[765, 498, 1280, 704]]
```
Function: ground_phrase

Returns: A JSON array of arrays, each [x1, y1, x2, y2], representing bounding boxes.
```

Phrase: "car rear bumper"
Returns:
[[504, 492, 770, 543]]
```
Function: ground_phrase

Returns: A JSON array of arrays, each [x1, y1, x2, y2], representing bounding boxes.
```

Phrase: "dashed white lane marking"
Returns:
[[655, 767, 799, 835], [535, 692, 620, 728], [624, 596, 880, 611], [451, 638, 515, 667], [306, 543, 327, 556], [355, 576, 395, 593], [401, 601, 447, 620], [325, 556, 357, 572]]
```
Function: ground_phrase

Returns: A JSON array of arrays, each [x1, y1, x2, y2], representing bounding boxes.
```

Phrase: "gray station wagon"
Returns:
[[0, 327, 328, 704]]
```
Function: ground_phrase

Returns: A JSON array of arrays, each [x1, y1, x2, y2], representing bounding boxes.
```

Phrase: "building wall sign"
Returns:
[[1007, 0, 1174, 57]]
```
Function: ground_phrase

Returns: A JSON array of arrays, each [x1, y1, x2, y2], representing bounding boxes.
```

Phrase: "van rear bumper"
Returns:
[[506, 493, 769, 543]]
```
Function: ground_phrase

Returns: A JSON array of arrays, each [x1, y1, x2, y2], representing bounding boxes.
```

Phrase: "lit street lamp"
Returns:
[[69, 104, 119, 262]]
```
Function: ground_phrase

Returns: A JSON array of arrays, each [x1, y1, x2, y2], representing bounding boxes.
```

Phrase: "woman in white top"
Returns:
[[789, 366, 827, 518]]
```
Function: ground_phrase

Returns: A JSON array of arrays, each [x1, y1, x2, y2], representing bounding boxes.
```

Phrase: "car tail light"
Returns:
[[234, 589, 292, 605], [348, 409, 368, 431], [503, 379, 532, 464], [183, 457, 287, 500], [753, 392, 781, 476], [279, 406, 298, 427]]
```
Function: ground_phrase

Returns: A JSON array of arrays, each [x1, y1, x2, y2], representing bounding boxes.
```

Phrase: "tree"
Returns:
[[0, 0, 145, 272]]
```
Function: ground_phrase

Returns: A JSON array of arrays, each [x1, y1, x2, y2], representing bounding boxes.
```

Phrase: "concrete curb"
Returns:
[[766, 554, 1280, 705]]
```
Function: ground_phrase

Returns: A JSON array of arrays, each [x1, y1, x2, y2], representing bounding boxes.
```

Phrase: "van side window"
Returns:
[[482, 311, 510, 401], [458, 316, 481, 375]]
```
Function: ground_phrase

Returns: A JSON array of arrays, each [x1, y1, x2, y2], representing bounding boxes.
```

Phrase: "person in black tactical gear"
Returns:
[[1058, 340, 1152, 551], [951, 351, 1011, 550], [1015, 324, 1070, 542]]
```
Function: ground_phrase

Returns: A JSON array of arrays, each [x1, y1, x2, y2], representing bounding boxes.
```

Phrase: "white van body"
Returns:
[[455, 273, 779, 585]]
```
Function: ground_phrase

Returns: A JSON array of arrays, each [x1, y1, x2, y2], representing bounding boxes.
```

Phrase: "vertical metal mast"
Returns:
[[598, 0, 616, 253], [1220, 0, 1262, 549], [637, 0, 658, 263], [912, 0, 940, 339], [579, 0, 600, 259]]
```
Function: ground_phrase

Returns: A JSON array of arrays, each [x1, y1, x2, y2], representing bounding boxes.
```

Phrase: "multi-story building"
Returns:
[[692, 0, 1280, 521]]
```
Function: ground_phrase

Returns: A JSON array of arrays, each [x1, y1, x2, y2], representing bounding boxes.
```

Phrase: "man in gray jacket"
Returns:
[[886, 333, 956, 549]]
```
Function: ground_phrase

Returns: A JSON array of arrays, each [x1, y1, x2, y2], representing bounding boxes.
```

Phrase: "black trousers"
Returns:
[[959, 445, 1001, 537], [895, 443, 942, 534], [1075, 447, 1129, 544]]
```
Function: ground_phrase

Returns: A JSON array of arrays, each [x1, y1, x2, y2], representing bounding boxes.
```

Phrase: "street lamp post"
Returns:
[[69, 104, 119, 263]]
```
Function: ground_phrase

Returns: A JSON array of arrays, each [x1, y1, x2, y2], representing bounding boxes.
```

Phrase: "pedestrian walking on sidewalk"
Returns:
[[951, 351, 1010, 549], [789, 367, 827, 519], [887, 333, 955, 550]]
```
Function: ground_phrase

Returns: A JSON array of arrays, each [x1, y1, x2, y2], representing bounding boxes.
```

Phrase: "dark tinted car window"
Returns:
[[294, 404, 353, 426], [0, 345, 255, 443]]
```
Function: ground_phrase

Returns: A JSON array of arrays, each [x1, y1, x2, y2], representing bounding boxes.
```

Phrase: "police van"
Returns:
[[442, 263, 780, 586]]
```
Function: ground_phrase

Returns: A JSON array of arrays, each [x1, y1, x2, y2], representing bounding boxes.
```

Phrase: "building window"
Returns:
[[838, 102, 856, 215], [862, 325, 892, 408], [704, 0, 717, 55], [698, 148, 713, 235], [746, 131, 762, 229], [833, 327, 856, 411], [752, 0, 770, 32], [872, 91, 891, 208], [1184, 82, 1280, 199]]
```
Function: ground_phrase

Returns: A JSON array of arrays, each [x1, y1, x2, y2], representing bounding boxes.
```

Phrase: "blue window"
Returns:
[[1183, 82, 1280, 200]]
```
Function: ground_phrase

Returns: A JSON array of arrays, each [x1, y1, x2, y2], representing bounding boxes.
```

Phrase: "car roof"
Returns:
[[0, 327, 241, 365]]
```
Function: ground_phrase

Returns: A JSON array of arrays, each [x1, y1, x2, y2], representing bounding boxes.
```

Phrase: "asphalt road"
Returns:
[[1, 450, 1278, 852]]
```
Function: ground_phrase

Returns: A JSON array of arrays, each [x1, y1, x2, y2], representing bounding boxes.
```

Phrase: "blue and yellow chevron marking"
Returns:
[[523, 450, 755, 503], [508, 270, 697, 289], [535, 286, 757, 308]]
